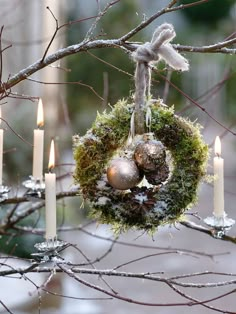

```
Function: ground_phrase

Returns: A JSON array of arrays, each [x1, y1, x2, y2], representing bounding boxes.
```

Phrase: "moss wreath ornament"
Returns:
[[73, 23, 209, 232]]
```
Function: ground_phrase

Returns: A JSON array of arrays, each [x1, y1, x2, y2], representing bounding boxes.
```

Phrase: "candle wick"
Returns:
[[216, 153, 220, 158]]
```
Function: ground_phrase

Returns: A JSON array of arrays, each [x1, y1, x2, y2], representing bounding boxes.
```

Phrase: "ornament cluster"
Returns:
[[106, 133, 169, 190]]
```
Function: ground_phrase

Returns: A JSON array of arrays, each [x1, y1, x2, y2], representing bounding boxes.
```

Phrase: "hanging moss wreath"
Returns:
[[73, 99, 209, 232], [73, 23, 209, 232]]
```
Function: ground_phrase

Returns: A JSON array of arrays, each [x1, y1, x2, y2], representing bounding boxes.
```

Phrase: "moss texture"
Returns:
[[73, 99, 209, 232]]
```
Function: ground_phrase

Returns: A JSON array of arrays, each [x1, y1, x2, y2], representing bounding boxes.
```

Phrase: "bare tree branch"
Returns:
[[0, 0, 234, 97], [180, 220, 236, 244]]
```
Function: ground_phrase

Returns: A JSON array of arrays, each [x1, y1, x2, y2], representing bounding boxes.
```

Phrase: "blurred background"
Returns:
[[0, 0, 236, 313]]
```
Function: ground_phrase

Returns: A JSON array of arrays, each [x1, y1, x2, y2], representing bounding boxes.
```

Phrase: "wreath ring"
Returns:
[[73, 99, 208, 232]]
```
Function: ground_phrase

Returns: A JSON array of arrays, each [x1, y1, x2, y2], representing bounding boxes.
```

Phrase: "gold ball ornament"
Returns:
[[134, 139, 169, 185], [107, 158, 143, 190], [134, 140, 167, 171]]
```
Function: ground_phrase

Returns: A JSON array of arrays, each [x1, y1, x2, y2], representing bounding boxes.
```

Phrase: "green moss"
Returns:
[[73, 98, 209, 232], [73, 99, 132, 191]]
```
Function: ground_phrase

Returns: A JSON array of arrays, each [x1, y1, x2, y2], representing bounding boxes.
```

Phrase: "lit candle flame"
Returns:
[[48, 139, 55, 171], [37, 99, 44, 128], [214, 136, 221, 156]]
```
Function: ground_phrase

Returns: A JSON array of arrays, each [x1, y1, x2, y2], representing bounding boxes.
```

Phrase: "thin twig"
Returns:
[[120, 0, 210, 42], [26, 77, 103, 100], [41, 6, 59, 62], [167, 282, 235, 314], [162, 69, 172, 103], [154, 69, 236, 136], [84, 0, 121, 40], [180, 220, 236, 244], [0, 300, 14, 314], [1, 117, 33, 146]]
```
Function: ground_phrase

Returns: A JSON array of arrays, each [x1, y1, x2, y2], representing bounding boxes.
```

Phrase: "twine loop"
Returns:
[[131, 23, 189, 136]]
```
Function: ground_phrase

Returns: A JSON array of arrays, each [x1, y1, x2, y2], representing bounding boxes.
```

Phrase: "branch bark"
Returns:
[[180, 220, 236, 244], [0, 0, 235, 98]]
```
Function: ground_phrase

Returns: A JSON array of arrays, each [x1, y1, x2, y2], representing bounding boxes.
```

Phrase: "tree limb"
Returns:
[[180, 220, 236, 244]]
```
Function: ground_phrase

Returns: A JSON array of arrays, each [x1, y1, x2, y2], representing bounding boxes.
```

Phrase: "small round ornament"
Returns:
[[134, 139, 166, 172], [107, 158, 143, 190], [134, 136, 169, 185]]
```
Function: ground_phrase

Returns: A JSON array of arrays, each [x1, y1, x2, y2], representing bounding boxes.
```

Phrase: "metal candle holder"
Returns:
[[0, 184, 10, 202], [32, 238, 68, 262], [22, 176, 45, 198], [204, 213, 235, 239]]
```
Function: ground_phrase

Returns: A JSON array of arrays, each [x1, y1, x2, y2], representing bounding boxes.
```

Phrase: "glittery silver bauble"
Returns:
[[134, 140, 166, 171], [134, 140, 169, 185], [107, 158, 143, 190]]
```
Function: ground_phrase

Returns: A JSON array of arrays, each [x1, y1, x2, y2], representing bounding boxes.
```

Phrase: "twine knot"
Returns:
[[132, 23, 189, 71], [133, 42, 160, 64]]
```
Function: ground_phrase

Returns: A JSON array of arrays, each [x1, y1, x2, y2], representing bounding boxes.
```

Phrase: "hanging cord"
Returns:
[[131, 23, 189, 136]]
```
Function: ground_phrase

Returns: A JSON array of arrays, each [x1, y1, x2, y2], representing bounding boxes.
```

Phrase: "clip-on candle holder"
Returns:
[[204, 213, 235, 239], [22, 176, 45, 198], [32, 237, 68, 262], [0, 184, 10, 202]]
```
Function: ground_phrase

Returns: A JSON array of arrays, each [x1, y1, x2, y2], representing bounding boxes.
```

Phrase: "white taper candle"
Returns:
[[32, 99, 44, 181], [213, 136, 225, 217], [45, 139, 57, 240]]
